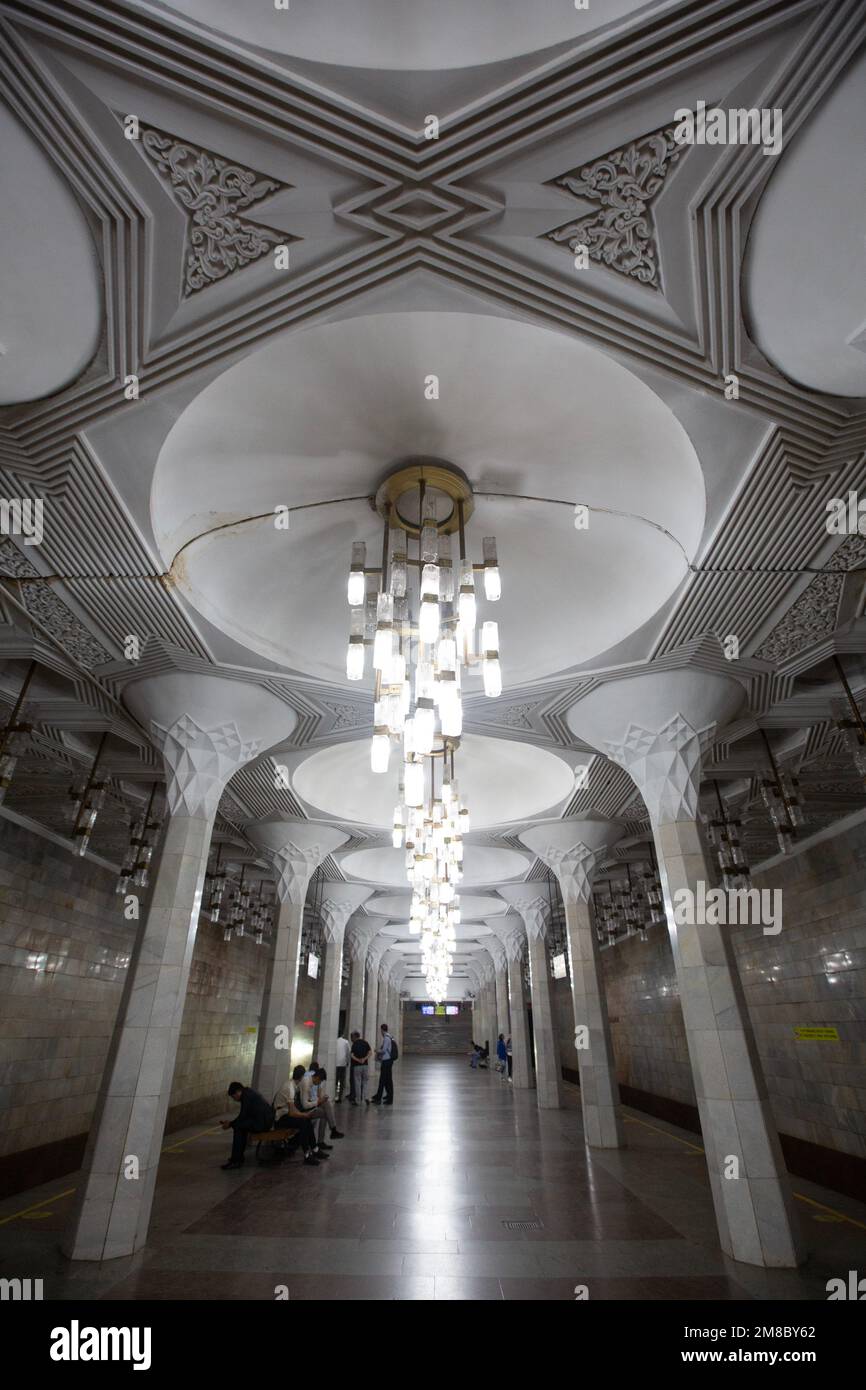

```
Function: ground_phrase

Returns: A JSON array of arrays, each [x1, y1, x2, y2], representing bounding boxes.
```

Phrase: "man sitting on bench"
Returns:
[[220, 1081, 273, 1170], [274, 1070, 330, 1166], [283, 1064, 335, 1154]]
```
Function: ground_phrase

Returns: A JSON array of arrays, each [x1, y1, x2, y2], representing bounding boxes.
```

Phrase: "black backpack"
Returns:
[[390, 1039, 399, 1061]]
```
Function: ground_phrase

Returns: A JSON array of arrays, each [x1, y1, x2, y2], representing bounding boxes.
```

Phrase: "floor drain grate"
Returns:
[[503, 1219, 543, 1232]]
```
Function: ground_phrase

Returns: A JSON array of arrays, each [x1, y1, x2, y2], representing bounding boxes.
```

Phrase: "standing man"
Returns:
[[371, 1023, 395, 1106], [335, 1032, 351, 1102], [349, 1029, 372, 1106]]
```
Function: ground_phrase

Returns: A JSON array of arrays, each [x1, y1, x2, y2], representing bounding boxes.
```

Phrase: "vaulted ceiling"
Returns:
[[1, 0, 864, 996]]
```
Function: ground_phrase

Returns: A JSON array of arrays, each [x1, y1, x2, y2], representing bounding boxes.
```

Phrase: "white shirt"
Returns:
[[380, 1032, 393, 1060], [336, 1037, 351, 1067]]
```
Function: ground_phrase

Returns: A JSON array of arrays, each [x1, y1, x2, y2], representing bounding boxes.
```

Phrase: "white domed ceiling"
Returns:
[[292, 733, 574, 829], [368, 921, 495, 942], [163, 0, 651, 70], [366, 893, 506, 920], [743, 49, 866, 398], [0, 102, 102, 405], [342, 843, 529, 887], [153, 312, 705, 684]]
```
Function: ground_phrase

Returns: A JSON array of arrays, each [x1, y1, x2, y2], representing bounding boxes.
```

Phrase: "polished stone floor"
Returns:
[[2, 1058, 865, 1300]]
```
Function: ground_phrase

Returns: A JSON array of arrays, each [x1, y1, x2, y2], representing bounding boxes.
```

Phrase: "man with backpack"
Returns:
[[370, 1022, 398, 1106]]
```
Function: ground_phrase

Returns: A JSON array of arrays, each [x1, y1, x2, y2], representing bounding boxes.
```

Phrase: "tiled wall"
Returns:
[[736, 820, 866, 1161], [0, 818, 273, 1184], [0, 818, 133, 1166], [168, 914, 269, 1131], [555, 819, 866, 1166]]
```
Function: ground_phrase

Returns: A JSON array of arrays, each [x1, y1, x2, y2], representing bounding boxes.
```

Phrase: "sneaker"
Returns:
[[303, 1155, 320, 1166], [318, 1142, 334, 1151], [330, 1129, 345, 1139], [383, 1101, 393, 1106], [371, 1097, 381, 1105], [220, 1161, 243, 1170], [335, 1098, 342, 1104], [313, 1149, 330, 1159]]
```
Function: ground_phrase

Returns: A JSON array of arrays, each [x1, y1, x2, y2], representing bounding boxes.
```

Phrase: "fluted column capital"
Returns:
[[605, 713, 716, 825], [319, 885, 374, 943], [497, 919, 527, 963], [346, 920, 375, 963], [483, 931, 507, 971], [367, 935, 388, 972], [270, 843, 321, 905], [379, 947, 402, 983], [498, 884, 552, 941], [154, 714, 259, 818]]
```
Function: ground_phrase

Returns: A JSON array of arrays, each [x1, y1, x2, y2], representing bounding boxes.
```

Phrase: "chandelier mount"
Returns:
[[375, 458, 474, 537]]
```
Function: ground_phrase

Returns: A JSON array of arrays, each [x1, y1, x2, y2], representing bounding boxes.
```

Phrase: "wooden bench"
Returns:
[[250, 1128, 302, 1165]]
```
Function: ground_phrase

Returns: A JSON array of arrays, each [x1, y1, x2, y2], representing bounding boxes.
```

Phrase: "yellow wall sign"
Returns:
[[794, 1026, 839, 1041], [245, 1026, 258, 1034]]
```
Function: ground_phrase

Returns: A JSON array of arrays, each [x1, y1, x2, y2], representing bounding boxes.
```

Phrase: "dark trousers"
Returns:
[[374, 1060, 394, 1103], [335, 1066, 347, 1100], [277, 1118, 316, 1152], [229, 1125, 252, 1163], [507, 1054, 513, 1078]]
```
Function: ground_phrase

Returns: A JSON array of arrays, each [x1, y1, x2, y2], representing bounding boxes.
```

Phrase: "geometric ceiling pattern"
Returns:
[[1, 0, 865, 993], [544, 119, 689, 290], [136, 124, 297, 297]]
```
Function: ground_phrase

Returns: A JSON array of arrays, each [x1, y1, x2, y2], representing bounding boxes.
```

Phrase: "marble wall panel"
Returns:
[[555, 819, 866, 1161]]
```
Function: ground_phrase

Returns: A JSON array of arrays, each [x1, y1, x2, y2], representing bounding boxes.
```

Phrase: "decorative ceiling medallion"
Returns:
[[544, 120, 689, 290], [320, 701, 373, 733], [755, 533, 866, 665], [0, 539, 112, 669], [137, 125, 298, 296]]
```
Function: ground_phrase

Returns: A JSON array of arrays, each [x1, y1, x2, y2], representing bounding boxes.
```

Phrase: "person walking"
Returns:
[[349, 1029, 372, 1105], [371, 1023, 396, 1105], [496, 1033, 508, 1075], [506, 1035, 513, 1082], [335, 1033, 351, 1102]]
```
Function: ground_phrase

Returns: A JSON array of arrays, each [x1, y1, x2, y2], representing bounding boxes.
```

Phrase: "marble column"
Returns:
[[394, 976, 405, 1053], [318, 887, 374, 1091], [471, 970, 485, 1045], [371, 953, 395, 1093], [345, 922, 371, 1036], [482, 970, 496, 1050], [521, 819, 626, 1148], [363, 936, 386, 1067], [390, 973, 405, 1054], [247, 821, 348, 1101], [498, 919, 533, 1089], [471, 968, 485, 1045], [485, 932, 510, 1040], [64, 674, 295, 1261], [486, 976, 497, 1047], [574, 668, 803, 1267], [475, 968, 488, 1047], [500, 886, 564, 1109]]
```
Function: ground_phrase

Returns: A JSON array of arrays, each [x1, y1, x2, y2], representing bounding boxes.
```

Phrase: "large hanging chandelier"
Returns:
[[344, 460, 502, 1000], [405, 743, 465, 1002], [345, 460, 502, 771]]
